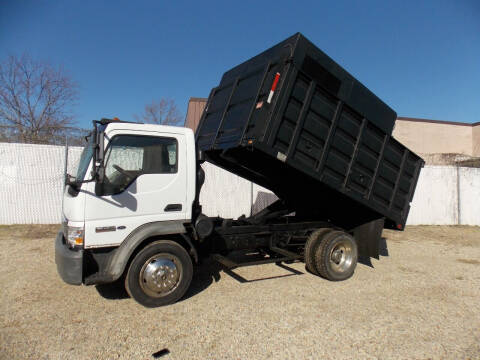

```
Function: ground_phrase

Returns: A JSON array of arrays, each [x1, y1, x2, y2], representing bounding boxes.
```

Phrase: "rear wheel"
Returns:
[[125, 240, 193, 307], [304, 228, 333, 275], [314, 231, 357, 281]]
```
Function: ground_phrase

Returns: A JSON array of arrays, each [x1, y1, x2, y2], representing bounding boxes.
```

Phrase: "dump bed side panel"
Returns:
[[196, 33, 424, 229], [270, 68, 423, 227]]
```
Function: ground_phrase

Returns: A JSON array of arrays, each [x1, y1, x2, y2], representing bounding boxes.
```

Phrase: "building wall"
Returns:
[[473, 124, 480, 157], [393, 118, 473, 155], [184, 97, 207, 132]]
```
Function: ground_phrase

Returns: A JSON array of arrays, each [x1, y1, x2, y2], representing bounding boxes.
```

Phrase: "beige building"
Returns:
[[184, 97, 207, 132], [474, 125, 480, 156], [184, 98, 480, 160], [394, 117, 480, 157]]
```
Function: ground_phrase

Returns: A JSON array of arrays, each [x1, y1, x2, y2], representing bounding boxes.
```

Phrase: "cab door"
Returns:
[[83, 129, 187, 248]]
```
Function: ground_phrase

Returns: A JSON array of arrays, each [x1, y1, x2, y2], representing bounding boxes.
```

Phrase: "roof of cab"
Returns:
[[105, 121, 193, 136]]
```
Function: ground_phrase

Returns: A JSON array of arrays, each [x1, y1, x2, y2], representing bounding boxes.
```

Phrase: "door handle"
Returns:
[[164, 204, 182, 212]]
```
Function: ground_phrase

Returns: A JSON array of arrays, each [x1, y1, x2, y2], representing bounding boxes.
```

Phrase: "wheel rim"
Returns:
[[329, 238, 354, 274], [139, 253, 182, 298]]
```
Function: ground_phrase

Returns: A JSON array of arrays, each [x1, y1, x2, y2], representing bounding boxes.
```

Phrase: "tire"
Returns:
[[314, 231, 358, 281], [304, 228, 333, 275], [125, 240, 193, 307]]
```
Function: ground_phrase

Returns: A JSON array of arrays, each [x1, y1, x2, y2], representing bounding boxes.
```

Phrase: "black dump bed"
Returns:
[[196, 33, 424, 230]]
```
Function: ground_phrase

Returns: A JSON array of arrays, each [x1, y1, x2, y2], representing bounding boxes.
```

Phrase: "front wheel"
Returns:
[[125, 240, 193, 307]]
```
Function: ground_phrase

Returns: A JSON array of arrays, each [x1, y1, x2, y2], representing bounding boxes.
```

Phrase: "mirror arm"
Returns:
[[96, 127, 105, 183], [91, 120, 106, 183], [65, 175, 95, 188], [91, 120, 97, 179]]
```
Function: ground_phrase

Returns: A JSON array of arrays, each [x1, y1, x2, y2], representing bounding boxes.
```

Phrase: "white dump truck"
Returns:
[[55, 33, 423, 307]]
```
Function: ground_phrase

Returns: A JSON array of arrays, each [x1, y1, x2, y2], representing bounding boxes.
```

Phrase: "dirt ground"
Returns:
[[0, 225, 479, 360]]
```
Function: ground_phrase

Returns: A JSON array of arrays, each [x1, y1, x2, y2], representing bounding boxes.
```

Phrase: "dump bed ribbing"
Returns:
[[196, 33, 424, 230]]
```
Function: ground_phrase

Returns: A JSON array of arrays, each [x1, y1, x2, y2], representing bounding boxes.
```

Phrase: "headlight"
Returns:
[[66, 226, 84, 249]]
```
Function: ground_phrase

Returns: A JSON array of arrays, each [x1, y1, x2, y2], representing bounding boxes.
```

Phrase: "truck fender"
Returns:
[[105, 221, 188, 281]]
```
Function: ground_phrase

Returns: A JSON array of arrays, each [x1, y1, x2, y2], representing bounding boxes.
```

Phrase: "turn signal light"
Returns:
[[66, 225, 84, 248]]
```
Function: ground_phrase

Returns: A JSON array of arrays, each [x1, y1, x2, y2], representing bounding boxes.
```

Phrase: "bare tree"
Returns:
[[135, 98, 182, 126], [0, 54, 78, 144]]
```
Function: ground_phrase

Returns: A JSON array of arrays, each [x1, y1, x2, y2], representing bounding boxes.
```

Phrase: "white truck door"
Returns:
[[83, 130, 188, 248]]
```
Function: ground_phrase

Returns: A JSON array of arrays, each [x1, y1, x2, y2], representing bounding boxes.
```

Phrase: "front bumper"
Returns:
[[55, 230, 83, 285]]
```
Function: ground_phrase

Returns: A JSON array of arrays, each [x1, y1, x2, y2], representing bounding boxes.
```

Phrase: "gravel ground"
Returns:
[[0, 225, 479, 359]]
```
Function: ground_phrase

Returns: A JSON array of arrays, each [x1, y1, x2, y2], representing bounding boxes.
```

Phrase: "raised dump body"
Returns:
[[196, 33, 424, 230]]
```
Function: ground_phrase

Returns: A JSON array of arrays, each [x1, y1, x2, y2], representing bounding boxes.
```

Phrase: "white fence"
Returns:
[[200, 163, 480, 226], [407, 166, 480, 225], [0, 143, 83, 224], [0, 142, 479, 225]]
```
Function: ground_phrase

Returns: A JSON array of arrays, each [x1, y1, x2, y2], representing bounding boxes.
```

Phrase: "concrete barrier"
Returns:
[[458, 167, 480, 225]]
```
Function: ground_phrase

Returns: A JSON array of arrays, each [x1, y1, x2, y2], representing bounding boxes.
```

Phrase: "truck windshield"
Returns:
[[76, 133, 94, 181]]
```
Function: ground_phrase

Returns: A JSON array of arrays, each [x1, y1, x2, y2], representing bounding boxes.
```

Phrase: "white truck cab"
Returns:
[[64, 122, 196, 248], [56, 119, 200, 307]]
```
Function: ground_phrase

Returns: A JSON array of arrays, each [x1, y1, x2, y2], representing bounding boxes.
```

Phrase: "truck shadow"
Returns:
[[181, 259, 223, 301], [182, 257, 304, 301], [93, 258, 300, 303], [222, 262, 304, 284], [95, 278, 129, 300]]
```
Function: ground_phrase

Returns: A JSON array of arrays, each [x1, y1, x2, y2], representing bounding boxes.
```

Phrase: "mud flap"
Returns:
[[354, 218, 384, 260]]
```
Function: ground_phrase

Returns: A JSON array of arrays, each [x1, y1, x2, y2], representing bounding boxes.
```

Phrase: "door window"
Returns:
[[102, 135, 178, 195]]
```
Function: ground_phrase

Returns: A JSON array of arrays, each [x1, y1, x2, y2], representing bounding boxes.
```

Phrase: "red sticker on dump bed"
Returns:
[[267, 73, 281, 104], [271, 72, 281, 92]]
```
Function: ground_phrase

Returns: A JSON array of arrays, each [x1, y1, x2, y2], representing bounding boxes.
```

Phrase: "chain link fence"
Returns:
[[0, 142, 83, 224], [0, 142, 479, 225]]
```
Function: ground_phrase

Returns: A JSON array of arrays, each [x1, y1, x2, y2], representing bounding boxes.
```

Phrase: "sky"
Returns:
[[1, 0, 479, 130]]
